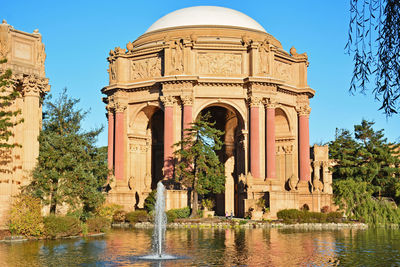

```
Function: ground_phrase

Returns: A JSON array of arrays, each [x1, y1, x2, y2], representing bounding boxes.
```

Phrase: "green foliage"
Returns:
[[346, 0, 400, 115], [125, 210, 149, 223], [329, 120, 400, 201], [112, 210, 126, 223], [334, 179, 400, 224], [166, 207, 191, 222], [97, 203, 122, 221], [0, 59, 22, 149], [144, 190, 156, 213], [277, 209, 343, 224], [201, 199, 214, 210], [174, 112, 225, 215], [26, 89, 108, 217], [43, 215, 81, 238], [86, 217, 110, 233], [8, 194, 43, 237]]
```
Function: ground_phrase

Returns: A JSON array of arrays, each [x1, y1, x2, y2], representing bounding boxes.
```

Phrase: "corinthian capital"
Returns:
[[160, 95, 177, 107], [181, 95, 194, 106], [21, 75, 50, 97], [248, 96, 262, 108], [296, 105, 311, 117], [265, 98, 278, 109], [114, 101, 127, 113]]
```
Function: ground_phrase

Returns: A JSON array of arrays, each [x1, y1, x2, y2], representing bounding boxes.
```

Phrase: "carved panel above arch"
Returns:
[[197, 52, 242, 76], [274, 60, 292, 81], [131, 55, 162, 81]]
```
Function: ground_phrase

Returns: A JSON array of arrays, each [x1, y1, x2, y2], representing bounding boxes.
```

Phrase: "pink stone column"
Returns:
[[298, 107, 311, 182], [107, 110, 114, 175], [266, 103, 276, 179], [162, 96, 175, 179], [182, 96, 193, 133], [249, 98, 261, 178], [114, 107, 125, 181]]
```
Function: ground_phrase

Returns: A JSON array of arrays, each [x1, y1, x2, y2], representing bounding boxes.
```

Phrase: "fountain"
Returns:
[[136, 181, 180, 261], [153, 181, 167, 257]]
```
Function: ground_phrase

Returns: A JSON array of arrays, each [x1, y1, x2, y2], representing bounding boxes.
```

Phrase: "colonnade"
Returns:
[[107, 96, 311, 183]]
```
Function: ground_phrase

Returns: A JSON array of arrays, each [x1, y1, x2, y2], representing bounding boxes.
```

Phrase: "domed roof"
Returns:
[[145, 6, 266, 34]]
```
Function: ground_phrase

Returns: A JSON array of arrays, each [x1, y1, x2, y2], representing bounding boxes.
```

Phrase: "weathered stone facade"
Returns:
[[0, 20, 50, 227], [102, 7, 333, 218]]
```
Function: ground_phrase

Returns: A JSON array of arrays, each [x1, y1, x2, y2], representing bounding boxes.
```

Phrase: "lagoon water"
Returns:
[[1, 228, 400, 266]]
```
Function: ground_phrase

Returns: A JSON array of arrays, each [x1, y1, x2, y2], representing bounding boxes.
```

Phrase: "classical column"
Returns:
[[114, 103, 126, 181], [265, 101, 276, 179], [106, 105, 114, 175], [182, 95, 193, 133], [161, 96, 176, 179], [298, 106, 311, 182], [249, 96, 261, 178], [21, 75, 49, 176]]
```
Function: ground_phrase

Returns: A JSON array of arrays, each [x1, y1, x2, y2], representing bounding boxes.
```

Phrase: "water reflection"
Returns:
[[0, 228, 400, 266]]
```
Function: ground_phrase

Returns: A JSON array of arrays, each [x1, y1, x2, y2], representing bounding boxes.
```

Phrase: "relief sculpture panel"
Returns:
[[197, 53, 242, 76], [131, 56, 162, 80], [274, 60, 292, 81]]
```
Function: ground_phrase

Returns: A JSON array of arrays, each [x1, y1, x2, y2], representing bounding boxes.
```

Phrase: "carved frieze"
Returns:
[[198, 52, 241, 76], [131, 56, 162, 80], [274, 60, 292, 81]]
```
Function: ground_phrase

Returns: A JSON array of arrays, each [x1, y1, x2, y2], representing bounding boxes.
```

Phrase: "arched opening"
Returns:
[[197, 105, 245, 217], [274, 108, 293, 188], [150, 109, 164, 189], [129, 106, 164, 208]]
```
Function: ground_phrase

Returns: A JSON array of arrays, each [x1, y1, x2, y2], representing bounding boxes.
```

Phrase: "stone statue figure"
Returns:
[[312, 177, 324, 192], [172, 40, 183, 73], [258, 40, 269, 75], [288, 174, 299, 191]]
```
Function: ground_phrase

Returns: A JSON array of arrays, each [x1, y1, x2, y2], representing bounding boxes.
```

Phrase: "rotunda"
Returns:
[[102, 6, 333, 218]]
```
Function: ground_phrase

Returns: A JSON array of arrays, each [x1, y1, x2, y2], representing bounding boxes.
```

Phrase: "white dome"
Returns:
[[145, 6, 266, 33]]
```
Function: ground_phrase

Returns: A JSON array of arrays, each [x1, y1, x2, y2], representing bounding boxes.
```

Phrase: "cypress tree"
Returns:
[[173, 112, 225, 216]]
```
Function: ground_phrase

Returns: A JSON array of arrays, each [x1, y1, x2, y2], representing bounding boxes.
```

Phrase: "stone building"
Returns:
[[102, 6, 333, 218], [0, 20, 50, 226]]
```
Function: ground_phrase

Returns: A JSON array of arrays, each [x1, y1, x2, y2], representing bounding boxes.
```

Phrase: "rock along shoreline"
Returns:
[[112, 221, 374, 230]]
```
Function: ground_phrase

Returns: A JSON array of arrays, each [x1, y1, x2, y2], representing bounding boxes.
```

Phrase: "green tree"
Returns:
[[0, 59, 22, 173], [173, 112, 225, 216], [26, 89, 108, 219], [346, 0, 400, 115], [329, 119, 400, 201]]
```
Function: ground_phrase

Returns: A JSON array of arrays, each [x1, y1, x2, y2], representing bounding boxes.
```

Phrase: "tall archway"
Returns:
[[129, 106, 164, 208], [197, 105, 245, 216]]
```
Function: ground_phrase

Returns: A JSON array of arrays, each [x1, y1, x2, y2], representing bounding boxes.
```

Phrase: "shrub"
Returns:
[[126, 210, 149, 223], [97, 203, 122, 221], [43, 215, 81, 238], [326, 211, 343, 223], [87, 217, 110, 233], [8, 194, 43, 237], [166, 207, 191, 222], [277, 209, 301, 224], [201, 199, 214, 210], [112, 210, 126, 223], [144, 190, 156, 213], [321, 206, 330, 213]]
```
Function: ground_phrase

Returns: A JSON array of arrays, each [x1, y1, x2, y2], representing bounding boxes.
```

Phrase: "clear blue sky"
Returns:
[[3, 0, 400, 146]]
